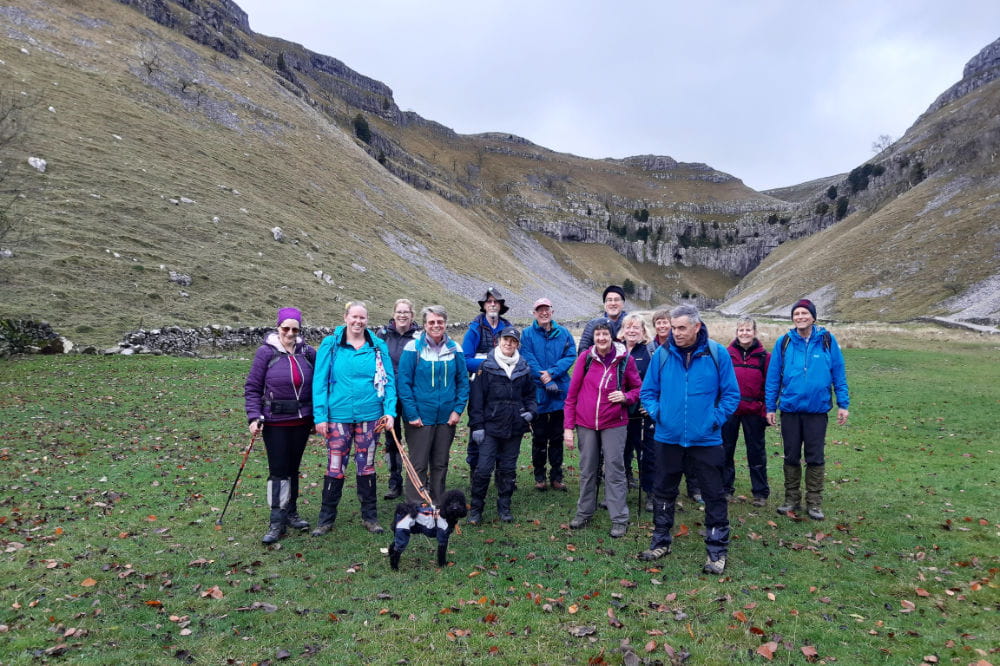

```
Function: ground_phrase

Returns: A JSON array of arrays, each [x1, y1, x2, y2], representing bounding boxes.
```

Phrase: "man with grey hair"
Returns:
[[639, 304, 740, 574]]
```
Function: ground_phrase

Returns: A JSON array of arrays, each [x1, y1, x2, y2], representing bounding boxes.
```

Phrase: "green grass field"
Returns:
[[0, 346, 997, 665]]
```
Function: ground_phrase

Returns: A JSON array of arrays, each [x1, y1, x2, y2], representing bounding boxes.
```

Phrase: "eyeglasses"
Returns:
[[279, 326, 300, 333]]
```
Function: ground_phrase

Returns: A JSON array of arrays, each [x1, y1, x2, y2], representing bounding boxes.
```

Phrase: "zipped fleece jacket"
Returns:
[[641, 326, 740, 447], [312, 326, 396, 424], [727, 339, 770, 417], [519, 320, 577, 413], [564, 342, 641, 431], [244, 333, 316, 423], [376, 319, 421, 372], [765, 325, 849, 415], [468, 350, 537, 439], [396, 332, 470, 425]]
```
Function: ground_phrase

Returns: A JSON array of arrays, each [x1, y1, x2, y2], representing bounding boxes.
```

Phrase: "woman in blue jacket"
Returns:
[[396, 305, 470, 504], [765, 299, 849, 521], [311, 301, 396, 535]]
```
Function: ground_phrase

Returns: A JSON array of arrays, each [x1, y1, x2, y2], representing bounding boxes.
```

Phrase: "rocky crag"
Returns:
[[113, 0, 813, 280]]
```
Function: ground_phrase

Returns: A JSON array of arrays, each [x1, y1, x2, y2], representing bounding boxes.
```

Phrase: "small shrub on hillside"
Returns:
[[826, 185, 838, 200], [835, 196, 849, 220], [815, 201, 829, 216], [622, 279, 636, 296]]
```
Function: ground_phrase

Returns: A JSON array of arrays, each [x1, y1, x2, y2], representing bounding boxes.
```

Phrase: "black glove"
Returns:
[[544, 382, 560, 394]]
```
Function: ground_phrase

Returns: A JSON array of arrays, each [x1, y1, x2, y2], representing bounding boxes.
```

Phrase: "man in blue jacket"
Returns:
[[520, 298, 577, 491], [765, 299, 849, 521], [639, 305, 740, 574]]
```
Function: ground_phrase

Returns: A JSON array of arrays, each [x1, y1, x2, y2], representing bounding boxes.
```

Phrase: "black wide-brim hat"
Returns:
[[478, 287, 510, 315]]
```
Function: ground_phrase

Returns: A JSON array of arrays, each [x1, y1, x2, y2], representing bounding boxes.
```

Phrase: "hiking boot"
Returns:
[[286, 512, 310, 531], [776, 502, 801, 516], [534, 480, 548, 491], [639, 545, 671, 561], [550, 480, 567, 491], [609, 523, 627, 538], [751, 497, 767, 508], [362, 520, 384, 534], [261, 521, 285, 545], [466, 509, 482, 525], [724, 493, 735, 503], [703, 556, 726, 575], [383, 486, 402, 500], [569, 516, 589, 529], [807, 506, 825, 521], [499, 511, 514, 523], [311, 523, 333, 537]]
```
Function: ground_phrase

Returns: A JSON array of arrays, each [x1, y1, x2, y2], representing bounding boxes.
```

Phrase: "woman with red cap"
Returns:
[[244, 307, 316, 544]]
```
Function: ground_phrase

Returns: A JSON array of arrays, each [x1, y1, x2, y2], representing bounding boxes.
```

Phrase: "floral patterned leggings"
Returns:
[[324, 420, 379, 478]]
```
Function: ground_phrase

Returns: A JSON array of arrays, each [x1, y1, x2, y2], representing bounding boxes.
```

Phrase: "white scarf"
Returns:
[[494, 347, 520, 379]]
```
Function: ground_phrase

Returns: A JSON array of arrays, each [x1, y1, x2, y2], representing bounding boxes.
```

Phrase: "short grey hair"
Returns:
[[670, 304, 701, 325], [421, 305, 448, 323], [736, 316, 757, 331]]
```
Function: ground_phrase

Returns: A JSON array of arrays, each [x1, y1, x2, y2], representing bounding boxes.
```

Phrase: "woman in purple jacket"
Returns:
[[563, 321, 641, 538], [244, 307, 316, 544]]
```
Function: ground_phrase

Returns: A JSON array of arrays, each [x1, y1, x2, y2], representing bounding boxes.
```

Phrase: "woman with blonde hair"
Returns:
[[312, 301, 396, 535]]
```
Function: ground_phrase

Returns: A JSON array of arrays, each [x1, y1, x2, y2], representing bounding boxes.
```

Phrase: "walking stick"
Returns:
[[378, 417, 436, 510], [216, 418, 262, 527]]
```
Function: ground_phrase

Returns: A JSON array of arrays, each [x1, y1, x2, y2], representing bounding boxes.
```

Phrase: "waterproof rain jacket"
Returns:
[[312, 326, 396, 424], [765, 325, 849, 414], [564, 342, 641, 431], [397, 332, 470, 425], [462, 313, 511, 374], [519, 320, 577, 413], [641, 326, 740, 447]]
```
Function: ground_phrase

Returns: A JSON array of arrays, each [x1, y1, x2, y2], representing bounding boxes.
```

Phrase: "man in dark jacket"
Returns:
[[577, 285, 629, 354], [467, 327, 536, 524], [376, 299, 421, 499]]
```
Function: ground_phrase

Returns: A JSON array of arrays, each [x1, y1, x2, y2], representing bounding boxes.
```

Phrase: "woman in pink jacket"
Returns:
[[563, 321, 641, 538]]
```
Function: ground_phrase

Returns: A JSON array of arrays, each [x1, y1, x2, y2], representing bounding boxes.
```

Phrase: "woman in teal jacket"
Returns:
[[311, 301, 396, 536], [765, 299, 849, 521], [396, 305, 470, 504]]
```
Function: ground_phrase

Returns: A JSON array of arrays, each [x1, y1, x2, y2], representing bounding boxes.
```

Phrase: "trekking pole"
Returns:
[[216, 418, 263, 527], [379, 417, 435, 509]]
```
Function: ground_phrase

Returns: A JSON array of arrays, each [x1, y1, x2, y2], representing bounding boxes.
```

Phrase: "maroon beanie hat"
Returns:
[[276, 307, 302, 327], [791, 299, 817, 320]]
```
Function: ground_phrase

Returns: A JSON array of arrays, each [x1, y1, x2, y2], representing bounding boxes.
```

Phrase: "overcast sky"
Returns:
[[235, 1, 999, 191]]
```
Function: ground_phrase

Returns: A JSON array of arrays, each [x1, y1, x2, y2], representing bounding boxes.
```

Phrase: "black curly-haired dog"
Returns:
[[388, 489, 467, 570]]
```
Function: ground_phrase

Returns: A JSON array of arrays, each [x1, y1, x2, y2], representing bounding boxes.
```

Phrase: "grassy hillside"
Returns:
[[0, 1, 606, 343], [724, 55, 1000, 326]]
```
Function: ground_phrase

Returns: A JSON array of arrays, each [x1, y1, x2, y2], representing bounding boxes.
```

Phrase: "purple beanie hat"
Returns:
[[276, 307, 302, 327]]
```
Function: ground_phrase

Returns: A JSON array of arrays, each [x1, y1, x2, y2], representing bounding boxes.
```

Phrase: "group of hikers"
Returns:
[[243, 287, 849, 574]]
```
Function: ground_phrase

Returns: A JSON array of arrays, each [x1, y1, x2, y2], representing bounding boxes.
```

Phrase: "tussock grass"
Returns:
[[0, 341, 997, 664]]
